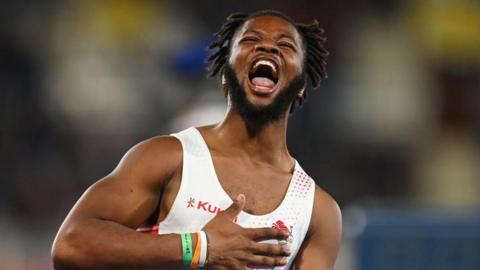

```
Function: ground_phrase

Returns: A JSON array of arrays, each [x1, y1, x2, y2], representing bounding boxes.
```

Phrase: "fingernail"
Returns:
[[284, 245, 291, 254]]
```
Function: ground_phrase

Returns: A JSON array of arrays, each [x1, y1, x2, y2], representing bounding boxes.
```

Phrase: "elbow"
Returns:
[[51, 244, 73, 270], [51, 239, 77, 269], [51, 226, 88, 270]]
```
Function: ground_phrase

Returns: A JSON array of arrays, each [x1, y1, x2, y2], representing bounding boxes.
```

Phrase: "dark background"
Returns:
[[1, 0, 479, 269]]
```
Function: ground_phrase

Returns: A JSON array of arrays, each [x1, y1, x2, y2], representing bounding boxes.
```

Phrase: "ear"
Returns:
[[221, 72, 229, 99], [222, 73, 226, 86], [298, 84, 306, 98]]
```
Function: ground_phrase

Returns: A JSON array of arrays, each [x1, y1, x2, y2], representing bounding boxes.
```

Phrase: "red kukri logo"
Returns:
[[272, 220, 293, 244]]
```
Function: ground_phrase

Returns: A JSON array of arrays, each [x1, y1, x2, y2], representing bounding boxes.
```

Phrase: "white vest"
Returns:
[[151, 127, 316, 269]]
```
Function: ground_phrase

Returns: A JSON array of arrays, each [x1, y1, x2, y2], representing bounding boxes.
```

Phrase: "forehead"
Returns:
[[235, 15, 303, 45]]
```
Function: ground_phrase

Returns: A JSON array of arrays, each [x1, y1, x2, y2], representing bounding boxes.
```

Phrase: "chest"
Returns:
[[212, 155, 293, 215]]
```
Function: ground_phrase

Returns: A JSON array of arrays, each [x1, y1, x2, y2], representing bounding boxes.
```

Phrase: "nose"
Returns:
[[255, 42, 279, 55]]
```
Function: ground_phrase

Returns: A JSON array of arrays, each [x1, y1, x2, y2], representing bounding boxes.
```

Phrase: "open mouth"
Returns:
[[248, 58, 279, 93]]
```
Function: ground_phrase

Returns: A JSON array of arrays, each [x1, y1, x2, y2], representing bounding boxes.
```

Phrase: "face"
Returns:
[[224, 63, 305, 126], [227, 15, 305, 108]]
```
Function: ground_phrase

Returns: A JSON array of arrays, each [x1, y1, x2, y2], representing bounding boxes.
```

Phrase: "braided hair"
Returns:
[[207, 10, 329, 112]]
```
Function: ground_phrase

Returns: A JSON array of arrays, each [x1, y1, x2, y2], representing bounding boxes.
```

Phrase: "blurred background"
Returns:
[[1, 0, 479, 269]]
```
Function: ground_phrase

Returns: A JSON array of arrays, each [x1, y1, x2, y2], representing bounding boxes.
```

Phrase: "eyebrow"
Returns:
[[244, 29, 263, 36], [243, 29, 297, 44]]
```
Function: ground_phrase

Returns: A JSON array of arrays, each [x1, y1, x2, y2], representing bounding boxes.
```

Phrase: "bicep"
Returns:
[[294, 187, 342, 270], [70, 174, 159, 229], [64, 136, 182, 229]]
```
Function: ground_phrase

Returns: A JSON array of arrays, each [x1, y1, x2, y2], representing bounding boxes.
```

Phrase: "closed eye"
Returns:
[[240, 36, 260, 43], [278, 42, 296, 52]]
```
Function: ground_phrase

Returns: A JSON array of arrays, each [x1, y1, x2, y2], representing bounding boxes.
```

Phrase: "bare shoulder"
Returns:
[[293, 184, 342, 269], [309, 185, 342, 235], [110, 135, 183, 189], [118, 135, 182, 166], [59, 135, 184, 229], [313, 186, 342, 221]]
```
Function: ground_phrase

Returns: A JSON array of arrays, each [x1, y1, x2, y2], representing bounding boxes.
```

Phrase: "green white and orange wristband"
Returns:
[[181, 231, 208, 268]]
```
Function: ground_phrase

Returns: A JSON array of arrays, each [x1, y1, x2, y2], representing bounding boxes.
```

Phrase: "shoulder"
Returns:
[[122, 135, 182, 162], [292, 183, 342, 269], [296, 169, 341, 223], [119, 135, 182, 169], [110, 135, 183, 189], [309, 185, 342, 237]]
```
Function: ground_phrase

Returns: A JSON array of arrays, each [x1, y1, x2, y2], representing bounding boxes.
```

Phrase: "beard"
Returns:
[[223, 64, 305, 127]]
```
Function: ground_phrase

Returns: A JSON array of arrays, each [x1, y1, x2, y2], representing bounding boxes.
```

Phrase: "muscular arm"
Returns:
[[293, 186, 342, 270], [52, 136, 291, 270], [52, 136, 185, 269]]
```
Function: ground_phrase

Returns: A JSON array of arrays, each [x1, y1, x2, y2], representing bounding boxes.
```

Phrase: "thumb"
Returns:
[[221, 194, 245, 221]]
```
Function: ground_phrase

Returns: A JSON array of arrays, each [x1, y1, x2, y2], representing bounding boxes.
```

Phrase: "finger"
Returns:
[[245, 227, 289, 241], [219, 194, 245, 221], [251, 242, 291, 257], [246, 255, 287, 268]]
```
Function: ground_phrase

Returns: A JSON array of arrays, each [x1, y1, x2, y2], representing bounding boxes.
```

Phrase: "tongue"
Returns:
[[252, 77, 275, 88]]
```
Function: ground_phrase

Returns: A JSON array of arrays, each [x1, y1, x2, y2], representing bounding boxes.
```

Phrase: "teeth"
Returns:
[[254, 59, 277, 74]]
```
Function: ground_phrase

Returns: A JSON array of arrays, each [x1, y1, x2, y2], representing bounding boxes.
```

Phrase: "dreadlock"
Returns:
[[207, 10, 329, 112]]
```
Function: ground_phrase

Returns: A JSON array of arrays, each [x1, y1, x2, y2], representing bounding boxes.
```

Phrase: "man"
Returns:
[[52, 10, 341, 270]]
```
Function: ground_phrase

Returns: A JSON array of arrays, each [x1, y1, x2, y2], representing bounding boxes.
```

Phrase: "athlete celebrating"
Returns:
[[52, 10, 341, 270]]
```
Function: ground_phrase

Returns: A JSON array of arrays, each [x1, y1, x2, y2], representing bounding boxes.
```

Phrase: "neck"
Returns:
[[211, 107, 291, 165]]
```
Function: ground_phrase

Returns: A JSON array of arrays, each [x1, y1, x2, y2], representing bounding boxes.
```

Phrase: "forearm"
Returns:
[[52, 218, 193, 270]]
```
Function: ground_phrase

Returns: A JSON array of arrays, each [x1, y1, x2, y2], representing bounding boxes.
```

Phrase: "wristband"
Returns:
[[199, 231, 208, 267], [190, 232, 201, 269], [181, 233, 193, 266]]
